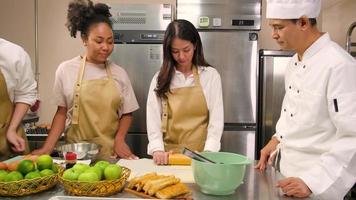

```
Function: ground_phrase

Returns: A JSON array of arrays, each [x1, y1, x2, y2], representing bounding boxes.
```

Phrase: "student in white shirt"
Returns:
[[0, 38, 37, 160], [146, 19, 224, 165]]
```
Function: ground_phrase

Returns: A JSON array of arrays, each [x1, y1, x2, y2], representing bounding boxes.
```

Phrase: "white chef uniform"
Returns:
[[266, 0, 356, 199]]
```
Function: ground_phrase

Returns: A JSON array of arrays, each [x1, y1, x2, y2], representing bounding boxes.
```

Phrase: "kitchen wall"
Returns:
[[322, 0, 356, 48], [0, 0, 355, 123], [0, 0, 36, 71]]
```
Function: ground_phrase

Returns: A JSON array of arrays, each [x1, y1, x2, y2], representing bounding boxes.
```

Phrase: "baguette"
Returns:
[[155, 182, 191, 199]]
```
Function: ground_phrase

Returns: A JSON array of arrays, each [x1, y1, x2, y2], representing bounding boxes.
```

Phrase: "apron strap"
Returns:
[[160, 66, 202, 133], [72, 56, 87, 124]]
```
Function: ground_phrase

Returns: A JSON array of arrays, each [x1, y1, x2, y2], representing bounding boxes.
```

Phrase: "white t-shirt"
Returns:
[[146, 66, 224, 155], [53, 56, 139, 126], [0, 38, 37, 105]]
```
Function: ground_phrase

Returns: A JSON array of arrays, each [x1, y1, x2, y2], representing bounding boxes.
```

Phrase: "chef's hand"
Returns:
[[152, 150, 172, 165], [255, 136, 279, 170], [114, 138, 138, 160], [31, 146, 52, 155], [277, 177, 312, 198], [6, 130, 25, 152]]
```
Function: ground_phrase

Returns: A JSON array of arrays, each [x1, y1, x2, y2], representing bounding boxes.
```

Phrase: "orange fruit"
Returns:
[[0, 162, 7, 170], [7, 160, 20, 171]]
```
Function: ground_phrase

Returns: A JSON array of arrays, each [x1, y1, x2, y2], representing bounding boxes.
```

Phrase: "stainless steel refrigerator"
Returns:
[[256, 50, 294, 159], [109, 3, 173, 157], [177, 0, 261, 160]]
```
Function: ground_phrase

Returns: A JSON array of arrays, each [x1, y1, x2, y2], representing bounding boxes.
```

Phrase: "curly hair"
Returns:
[[66, 0, 112, 38]]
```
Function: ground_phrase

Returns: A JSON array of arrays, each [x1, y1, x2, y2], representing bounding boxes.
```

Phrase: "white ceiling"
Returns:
[[322, 0, 345, 9]]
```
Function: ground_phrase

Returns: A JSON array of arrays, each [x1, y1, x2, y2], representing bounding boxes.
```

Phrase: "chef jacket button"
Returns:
[[290, 113, 293, 117], [289, 86, 292, 89], [284, 108, 286, 112], [297, 90, 300, 93], [303, 65, 306, 69], [294, 62, 297, 66], [280, 135, 283, 139]]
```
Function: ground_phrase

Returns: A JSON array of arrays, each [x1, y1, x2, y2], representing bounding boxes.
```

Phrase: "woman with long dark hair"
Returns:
[[147, 19, 224, 165], [32, 0, 139, 160]]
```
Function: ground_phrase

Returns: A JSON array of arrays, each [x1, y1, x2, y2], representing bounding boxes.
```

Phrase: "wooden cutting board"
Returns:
[[124, 188, 193, 200]]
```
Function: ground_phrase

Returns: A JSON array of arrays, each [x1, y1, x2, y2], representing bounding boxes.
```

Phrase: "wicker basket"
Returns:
[[59, 167, 130, 197], [0, 164, 63, 197]]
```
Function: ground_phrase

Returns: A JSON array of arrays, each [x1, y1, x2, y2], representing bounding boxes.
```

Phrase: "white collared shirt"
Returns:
[[274, 33, 356, 199], [146, 66, 224, 155], [0, 38, 37, 105]]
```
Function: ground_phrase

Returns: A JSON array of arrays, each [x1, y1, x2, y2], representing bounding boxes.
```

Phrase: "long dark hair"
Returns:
[[155, 19, 210, 98], [66, 0, 112, 39]]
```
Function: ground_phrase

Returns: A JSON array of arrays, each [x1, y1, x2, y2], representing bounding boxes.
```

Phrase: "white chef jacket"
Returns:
[[146, 66, 224, 155], [0, 38, 37, 105], [274, 33, 356, 199], [53, 56, 139, 127]]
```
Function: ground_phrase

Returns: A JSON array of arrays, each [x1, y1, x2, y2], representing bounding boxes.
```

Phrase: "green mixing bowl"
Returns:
[[192, 152, 252, 195]]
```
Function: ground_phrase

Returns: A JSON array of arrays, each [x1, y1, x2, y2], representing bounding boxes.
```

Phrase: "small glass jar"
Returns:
[[65, 152, 77, 169]]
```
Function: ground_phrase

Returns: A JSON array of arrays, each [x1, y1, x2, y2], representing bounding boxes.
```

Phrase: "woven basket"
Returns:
[[59, 167, 130, 197], [0, 164, 63, 197]]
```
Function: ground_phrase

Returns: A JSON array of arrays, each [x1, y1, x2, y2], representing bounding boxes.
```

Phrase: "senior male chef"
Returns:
[[255, 0, 356, 199]]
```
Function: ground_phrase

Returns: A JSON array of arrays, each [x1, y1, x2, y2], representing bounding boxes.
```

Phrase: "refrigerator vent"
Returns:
[[111, 12, 147, 24]]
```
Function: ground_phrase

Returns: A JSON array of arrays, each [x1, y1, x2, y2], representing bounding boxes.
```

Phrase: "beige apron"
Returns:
[[66, 56, 121, 160], [161, 66, 209, 153], [0, 68, 29, 160]]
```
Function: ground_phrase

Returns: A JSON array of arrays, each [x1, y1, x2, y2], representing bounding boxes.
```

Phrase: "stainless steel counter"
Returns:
[[3, 165, 308, 200]]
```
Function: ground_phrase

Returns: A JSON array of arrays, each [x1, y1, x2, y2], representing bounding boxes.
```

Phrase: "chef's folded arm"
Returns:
[[299, 62, 356, 199]]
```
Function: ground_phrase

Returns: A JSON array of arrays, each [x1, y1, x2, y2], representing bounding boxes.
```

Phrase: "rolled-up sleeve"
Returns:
[[300, 61, 356, 199], [146, 73, 165, 155], [119, 69, 139, 114], [13, 49, 37, 105]]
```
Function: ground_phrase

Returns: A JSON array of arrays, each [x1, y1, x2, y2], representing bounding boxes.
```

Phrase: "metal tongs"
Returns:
[[182, 147, 217, 164]]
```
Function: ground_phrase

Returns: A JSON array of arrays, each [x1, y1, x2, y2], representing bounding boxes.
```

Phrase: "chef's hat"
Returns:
[[266, 0, 321, 19]]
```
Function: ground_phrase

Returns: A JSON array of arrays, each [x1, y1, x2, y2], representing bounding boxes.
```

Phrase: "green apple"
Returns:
[[104, 164, 122, 180], [72, 163, 90, 173], [25, 171, 42, 179], [78, 172, 99, 182], [94, 160, 110, 171], [17, 160, 36, 175], [36, 155, 53, 170], [40, 169, 54, 177], [85, 167, 103, 180], [4, 171, 23, 182], [0, 170, 8, 181], [62, 169, 80, 181]]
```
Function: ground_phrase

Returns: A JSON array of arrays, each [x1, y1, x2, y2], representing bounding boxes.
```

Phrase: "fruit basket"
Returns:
[[0, 164, 63, 197], [59, 167, 130, 197]]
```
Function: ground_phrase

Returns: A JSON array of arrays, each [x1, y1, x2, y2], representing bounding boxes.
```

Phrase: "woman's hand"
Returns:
[[255, 136, 280, 170], [114, 137, 138, 160], [31, 146, 52, 155], [152, 150, 171, 165], [6, 130, 25, 152]]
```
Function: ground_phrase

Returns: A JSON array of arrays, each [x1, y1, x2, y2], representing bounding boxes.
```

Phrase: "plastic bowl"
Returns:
[[56, 143, 101, 160], [192, 152, 252, 195]]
